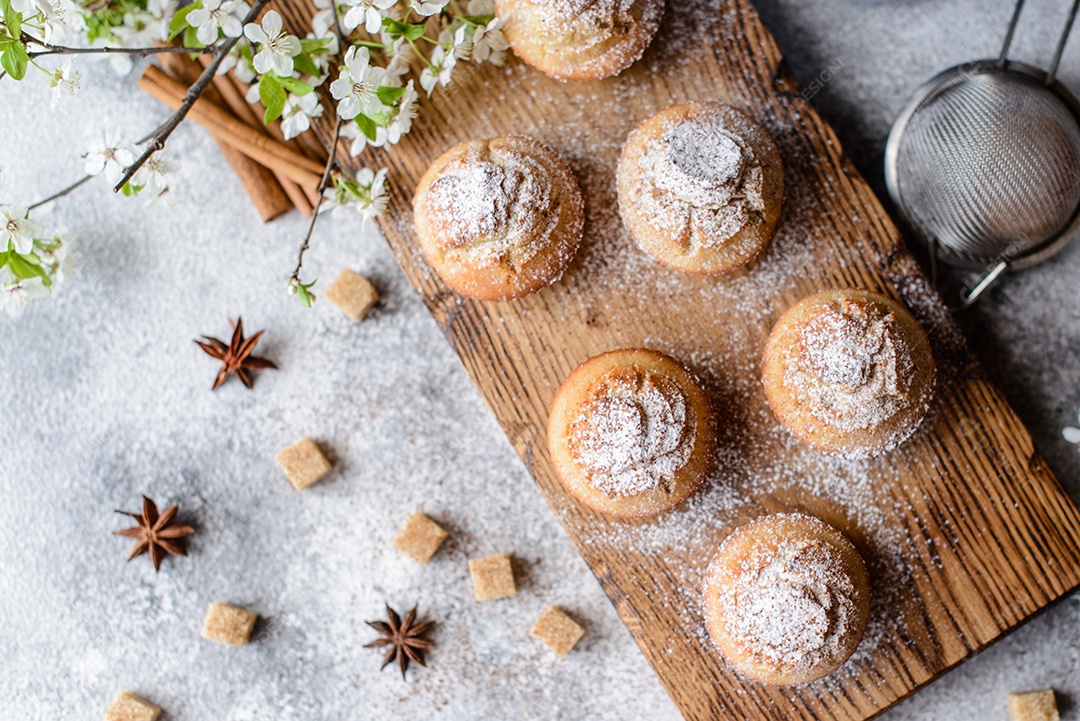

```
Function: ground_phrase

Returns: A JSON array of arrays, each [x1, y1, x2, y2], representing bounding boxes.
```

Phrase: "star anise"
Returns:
[[114, 496, 195, 572], [365, 605, 435, 680], [195, 317, 277, 390]]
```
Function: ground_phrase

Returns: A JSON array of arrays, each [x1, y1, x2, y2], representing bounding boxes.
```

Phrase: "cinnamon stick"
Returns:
[[139, 65, 324, 192], [195, 55, 316, 215], [154, 54, 292, 221]]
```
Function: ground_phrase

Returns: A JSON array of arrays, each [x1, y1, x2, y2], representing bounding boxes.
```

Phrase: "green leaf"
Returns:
[[167, 2, 198, 41], [120, 182, 139, 197], [376, 85, 406, 106], [381, 16, 425, 41], [2, 0, 22, 41], [292, 51, 319, 78], [355, 114, 377, 142], [463, 13, 495, 25], [292, 280, 316, 307], [0, 250, 10, 268], [259, 73, 286, 124], [7, 253, 46, 281], [182, 25, 202, 49], [1, 41, 28, 80], [278, 75, 313, 95], [299, 37, 332, 54]]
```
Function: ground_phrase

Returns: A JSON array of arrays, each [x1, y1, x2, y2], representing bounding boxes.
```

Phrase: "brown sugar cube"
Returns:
[[324, 269, 379, 322], [530, 605, 585, 657], [275, 436, 332, 490], [394, 512, 449, 564], [1008, 690, 1060, 721], [104, 691, 161, 721], [201, 601, 258, 647], [468, 552, 517, 601]]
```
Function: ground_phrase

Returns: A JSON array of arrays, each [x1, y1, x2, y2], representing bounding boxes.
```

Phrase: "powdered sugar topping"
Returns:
[[526, 0, 638, 49], [568, 368, 695, 498], [718, 529, 859, 674], [787, 297, 915, 433], [631, 109, 766, 250], [423, 151, 556, 270]]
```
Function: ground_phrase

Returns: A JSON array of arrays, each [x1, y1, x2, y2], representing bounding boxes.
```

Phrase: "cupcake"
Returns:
[[495, 0, 664, 81], [761, 289, 936, 458], [617, 101, 784, 274], [548, 348, 716, 518], [704, 513, 871, 686], [413, 135, 585, 301]]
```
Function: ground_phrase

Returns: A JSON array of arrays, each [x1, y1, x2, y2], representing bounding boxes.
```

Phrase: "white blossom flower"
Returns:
[[1, 277, 47, 316], [340, 0, 394, 34], [471, 16, 508, 64], [41, 0, 87, 43], [1064, 408, 1080, 446], [320, 167, 387, 226], [132, 152, 175, 204], [385, 81, 418, 144], [410, 0, 449, 15], [187, 0, 249, 46], [305, 30, 339, 79], [311, 0, 344, 37], [330, 46, 388, 120], [420, 44, 455, 94], [49, 59, 81, 109], [385, 37, 413, 79], [0, 206, 40, 255], [84, 128, 135, 186], [340, 118, 387, 156], [280, 93, 324, 140], [37, 234, 75, 284], [244, 10, 301, 77], [11, 0, 52, 17]]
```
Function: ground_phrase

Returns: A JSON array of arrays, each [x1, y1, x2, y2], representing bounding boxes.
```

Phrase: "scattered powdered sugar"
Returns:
[[786, 297, 914, 433], [568, 367, 695, 497], [424, 151, 556, 270], [713, 526, 860, 676], [629, 107, 766, 250]]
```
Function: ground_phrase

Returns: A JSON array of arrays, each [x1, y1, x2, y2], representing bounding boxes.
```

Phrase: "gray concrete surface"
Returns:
[[2, 0, 1080, 719]]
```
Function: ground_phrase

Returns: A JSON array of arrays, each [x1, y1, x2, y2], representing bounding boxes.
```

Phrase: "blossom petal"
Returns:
[[261, 9, 282, 35], [244, 22, 267, 43]]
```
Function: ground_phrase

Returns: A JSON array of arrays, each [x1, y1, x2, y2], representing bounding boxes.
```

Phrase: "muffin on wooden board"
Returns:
[[617, 101, 784, 274], [704, 513, 871, 686], [495, 0, 664, 81], [413, 135, 584, 301], [761, 289, 936, 458], [548, 348, 716, 518]]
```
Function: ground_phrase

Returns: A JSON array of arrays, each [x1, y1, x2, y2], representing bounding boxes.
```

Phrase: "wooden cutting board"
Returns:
[[276, 1, 1080, 717]]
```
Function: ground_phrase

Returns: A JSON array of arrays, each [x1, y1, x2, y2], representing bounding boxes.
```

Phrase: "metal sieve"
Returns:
[[884, 0, 1080, 303]]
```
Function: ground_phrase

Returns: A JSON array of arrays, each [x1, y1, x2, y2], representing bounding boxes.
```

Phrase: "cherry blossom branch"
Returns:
[[23, 35, 222, 59], [111, 0, 271, 193], [290, 117, 342, 283], [28, 174, 94, 211]]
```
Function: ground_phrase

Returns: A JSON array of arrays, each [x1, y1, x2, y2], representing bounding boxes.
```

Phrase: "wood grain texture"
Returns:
[[276, 1, 1080, 717]]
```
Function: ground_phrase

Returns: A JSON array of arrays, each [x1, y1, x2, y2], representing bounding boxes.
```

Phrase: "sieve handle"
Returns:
[[960, 260, 1009, 305], [998, 0, 1080, 85]]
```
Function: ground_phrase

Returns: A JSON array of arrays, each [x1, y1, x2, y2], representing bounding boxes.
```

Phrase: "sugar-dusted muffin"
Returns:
[[495, 0, 664, 82], [617, 101, 784, 274], [761, 289, 936, 458], [704, 513, 871, 686], [548, 348, 716, 518], [413, 135, 584, 301]]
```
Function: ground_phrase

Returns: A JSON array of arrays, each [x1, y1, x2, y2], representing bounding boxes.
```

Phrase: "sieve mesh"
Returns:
[[893, 68, 1080, 265]]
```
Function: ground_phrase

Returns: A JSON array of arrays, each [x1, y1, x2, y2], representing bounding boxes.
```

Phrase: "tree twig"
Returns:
[[28, 174, 94, 211], [23, 35, 222, 59], [111, 0, 271, 193], [290, 117, 342, 282]]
